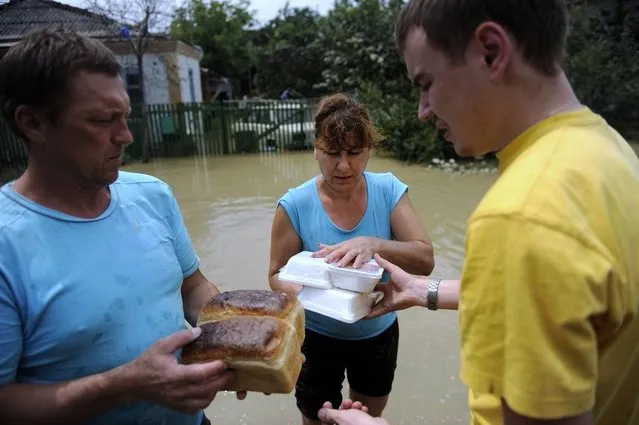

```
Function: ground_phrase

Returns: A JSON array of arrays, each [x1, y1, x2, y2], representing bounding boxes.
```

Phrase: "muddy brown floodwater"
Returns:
[[125, 152, 497, 425]]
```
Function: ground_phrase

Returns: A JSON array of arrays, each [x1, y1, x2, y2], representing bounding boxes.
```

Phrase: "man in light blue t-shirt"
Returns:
[[0, 28, 242, 425]]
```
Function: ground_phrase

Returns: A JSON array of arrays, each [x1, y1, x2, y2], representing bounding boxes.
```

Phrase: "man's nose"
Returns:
[[117, 131, 133, 145], [418, 101, 433, 122], [417, 91, 433, 122], [114, 121, 134, 146]]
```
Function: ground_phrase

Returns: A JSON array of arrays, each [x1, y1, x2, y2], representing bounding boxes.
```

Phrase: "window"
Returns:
[[125, 67, 143, 108], [188, 68, 196, 102]]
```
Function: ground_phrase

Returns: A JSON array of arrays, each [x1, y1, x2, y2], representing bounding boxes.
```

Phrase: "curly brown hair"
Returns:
[[313, 93, 384, 153]]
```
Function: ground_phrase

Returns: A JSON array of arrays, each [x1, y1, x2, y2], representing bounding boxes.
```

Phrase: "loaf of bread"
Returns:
[[181, 289, 305, 394]]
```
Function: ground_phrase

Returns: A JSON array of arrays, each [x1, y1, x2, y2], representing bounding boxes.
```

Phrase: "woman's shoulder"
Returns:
[[279, 175, 317, 204], [365, 171, 408, 210], [365, 171, 405, 187], [289, 175, 317, 194]]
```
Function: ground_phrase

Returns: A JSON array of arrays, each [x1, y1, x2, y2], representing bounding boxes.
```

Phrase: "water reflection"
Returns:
[[124, 152, 497, 425]]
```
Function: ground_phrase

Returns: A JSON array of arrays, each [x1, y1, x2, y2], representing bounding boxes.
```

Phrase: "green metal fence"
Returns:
[[0, 99, 318, 182], [127, 99, 317, 160]]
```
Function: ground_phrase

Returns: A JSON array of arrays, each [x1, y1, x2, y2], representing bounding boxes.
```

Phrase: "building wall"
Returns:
[[104, 40, 203, 105], [164, 53, 182, 104], [177, 54, 203, 103], [117, 53, 171, 105]]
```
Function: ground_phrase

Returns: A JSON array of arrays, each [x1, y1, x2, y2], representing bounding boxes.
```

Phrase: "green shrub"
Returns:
[[359, 83, 452, 164]]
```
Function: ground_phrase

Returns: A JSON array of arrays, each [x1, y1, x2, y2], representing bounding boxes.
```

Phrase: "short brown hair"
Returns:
[[395, 0, 569, 76], [0, 27, 121, 141], [313, 93, 384, 152]]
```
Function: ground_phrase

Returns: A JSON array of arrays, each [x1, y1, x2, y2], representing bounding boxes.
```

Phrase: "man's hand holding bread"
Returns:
[[117, 327, 236, 414], [181, 290, 306, 396]]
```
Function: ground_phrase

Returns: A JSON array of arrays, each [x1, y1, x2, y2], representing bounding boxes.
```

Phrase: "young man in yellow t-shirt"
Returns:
[[316, 1, 639, 425]]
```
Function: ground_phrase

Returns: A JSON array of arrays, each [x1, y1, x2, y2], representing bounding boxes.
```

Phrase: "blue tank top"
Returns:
[[278, 171, 408, 340]]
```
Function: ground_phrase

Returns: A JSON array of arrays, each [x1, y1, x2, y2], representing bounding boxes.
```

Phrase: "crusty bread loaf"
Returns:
[[197, 289, 305, 345], [181, 290, 305, 394]]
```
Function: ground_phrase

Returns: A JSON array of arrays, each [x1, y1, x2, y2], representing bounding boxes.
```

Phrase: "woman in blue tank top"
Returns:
[[268, 93, 434, 424]]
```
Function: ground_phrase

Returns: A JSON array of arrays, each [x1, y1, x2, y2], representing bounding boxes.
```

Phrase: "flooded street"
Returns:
[[125, 152, 497, 425]]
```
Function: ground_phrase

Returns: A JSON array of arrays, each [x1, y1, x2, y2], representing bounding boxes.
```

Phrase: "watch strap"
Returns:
[[426, 278, 441, 311]]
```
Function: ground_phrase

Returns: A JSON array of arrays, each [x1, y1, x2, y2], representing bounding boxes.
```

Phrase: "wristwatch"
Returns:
[[426, 278, 441, 311]]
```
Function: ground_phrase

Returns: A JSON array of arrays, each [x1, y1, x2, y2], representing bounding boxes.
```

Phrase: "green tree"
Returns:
[[170, 0, 257, 96], [314, 0, 408, 94], [252, 4, 326, 98], [166, 0, 638, 164], [312, 0, 447, 162], [565, 3, 639, 138]]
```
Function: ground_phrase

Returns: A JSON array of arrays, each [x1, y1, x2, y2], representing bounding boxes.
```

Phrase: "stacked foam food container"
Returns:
[[279, 251, 384, 323]]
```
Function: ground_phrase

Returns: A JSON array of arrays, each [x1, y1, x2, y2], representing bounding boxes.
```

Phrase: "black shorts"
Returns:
[[295, 319, 400, 420]]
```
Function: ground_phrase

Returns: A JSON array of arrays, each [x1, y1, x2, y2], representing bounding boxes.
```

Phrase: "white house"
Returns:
[[0, 0, 204, 106], [111, 39, 204, 106]]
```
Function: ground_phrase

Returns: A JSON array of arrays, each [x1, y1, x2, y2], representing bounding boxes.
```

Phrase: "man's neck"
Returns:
[[495, 70, 583, 152], [13, 165, 111, 219]]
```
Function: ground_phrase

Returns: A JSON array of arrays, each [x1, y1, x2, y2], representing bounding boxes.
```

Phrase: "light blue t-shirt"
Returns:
[[279, 171, 408, 341], [0, 171, 204, 425]]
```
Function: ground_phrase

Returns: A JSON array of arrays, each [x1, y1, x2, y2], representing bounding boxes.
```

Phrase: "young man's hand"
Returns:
[[367, 254, 428, 318]]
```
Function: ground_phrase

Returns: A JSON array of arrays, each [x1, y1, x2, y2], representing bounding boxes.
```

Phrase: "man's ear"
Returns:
[[14, 105, 48, 145], [473, 22, 513, 81], [313, 148, 318, 160]]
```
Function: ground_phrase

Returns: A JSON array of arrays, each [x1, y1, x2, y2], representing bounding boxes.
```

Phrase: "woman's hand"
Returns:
[[312, 237, 380, 268], [318, 399, 388, 425]]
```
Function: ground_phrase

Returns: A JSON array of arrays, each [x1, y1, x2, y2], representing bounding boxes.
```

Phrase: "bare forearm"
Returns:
[[435, 279, 459, 310], [376, 239, 434, 276], [183, 282, 219, 326], [182, 271, 221, 326], [0, 366, 134, 424], [269, 273, 302, 296]]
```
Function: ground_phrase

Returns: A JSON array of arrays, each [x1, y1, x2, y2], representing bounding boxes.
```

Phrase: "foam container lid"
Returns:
[[278, 251, 332, 289], [297, 286, 382, 324], [327, 260, 383, 277], [327, 260, 384, 294]]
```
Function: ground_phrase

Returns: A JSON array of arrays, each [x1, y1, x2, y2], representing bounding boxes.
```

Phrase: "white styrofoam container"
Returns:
[[327, 260, 384, 294], [278, 251, 333, 289], [297, 286, 383, 324]]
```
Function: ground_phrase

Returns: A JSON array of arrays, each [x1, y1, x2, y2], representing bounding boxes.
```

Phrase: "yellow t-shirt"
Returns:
[[459, 107, 639, 425]]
